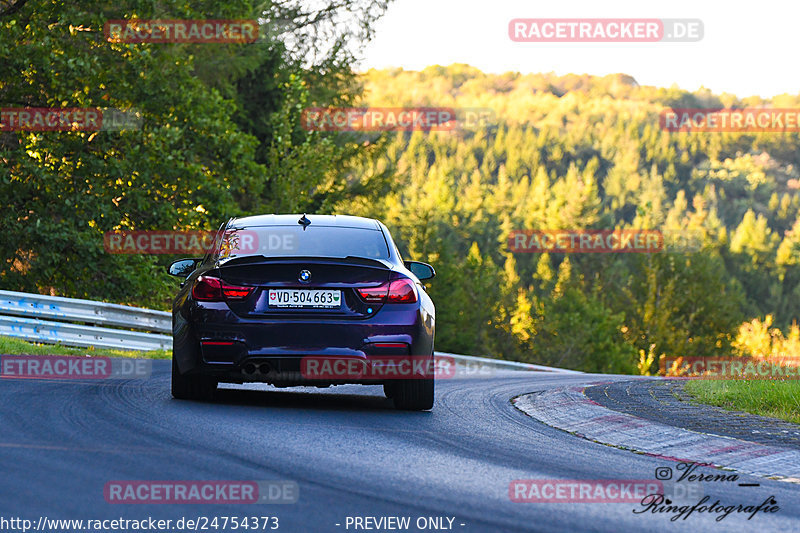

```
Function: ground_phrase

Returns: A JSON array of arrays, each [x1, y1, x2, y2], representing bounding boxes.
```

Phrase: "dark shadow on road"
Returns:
[[201, 385, 405, 413]]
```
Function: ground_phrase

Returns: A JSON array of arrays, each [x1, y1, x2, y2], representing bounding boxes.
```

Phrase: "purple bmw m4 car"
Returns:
[[167, 214, 436, 410]]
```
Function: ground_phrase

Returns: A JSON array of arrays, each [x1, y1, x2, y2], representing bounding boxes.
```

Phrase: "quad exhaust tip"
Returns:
[[242, 363, 273, 376]]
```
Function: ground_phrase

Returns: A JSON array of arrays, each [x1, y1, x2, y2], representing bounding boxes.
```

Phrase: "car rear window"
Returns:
[[218, 225, 390, 260]]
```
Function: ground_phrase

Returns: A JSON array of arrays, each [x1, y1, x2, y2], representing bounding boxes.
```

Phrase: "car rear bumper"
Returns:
[[175, 302, 434, 385]]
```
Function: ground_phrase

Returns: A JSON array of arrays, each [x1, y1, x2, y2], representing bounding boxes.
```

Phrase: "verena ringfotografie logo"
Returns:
[[640, 462, 777, 522], [104, 481, 298, 504], [105, 20, 258, 44], [661, 108, 800, 132], [103, 230, 264, 255], [510, 480, 663, 503], [0, 355, 151, 380], [509, 19, 703, 43], [662, 356, 800, 379], [0, 108, 141, 131], [301, 356, 456, 380], [300, 107, 495, 132]]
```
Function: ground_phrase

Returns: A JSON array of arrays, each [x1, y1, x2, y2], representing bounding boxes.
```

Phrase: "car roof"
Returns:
[[228, 214, 381, 230]]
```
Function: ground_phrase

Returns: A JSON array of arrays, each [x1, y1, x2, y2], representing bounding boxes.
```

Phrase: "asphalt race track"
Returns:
[[2, 361, 798, 532]]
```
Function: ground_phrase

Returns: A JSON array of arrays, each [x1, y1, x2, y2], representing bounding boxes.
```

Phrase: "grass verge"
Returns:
[[0, 335, 171, 359], [683, 379, 800, 425]]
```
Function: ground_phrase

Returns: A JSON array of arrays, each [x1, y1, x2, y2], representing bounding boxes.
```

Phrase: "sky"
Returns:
[[358, 0, 799, 99]]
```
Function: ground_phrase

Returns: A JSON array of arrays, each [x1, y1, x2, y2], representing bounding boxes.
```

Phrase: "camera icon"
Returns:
[[655, 467, 673, 480]]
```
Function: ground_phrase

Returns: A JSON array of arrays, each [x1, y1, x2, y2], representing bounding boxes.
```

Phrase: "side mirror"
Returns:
[[168, 258, 200, 278], [404, 261, 435, 280]]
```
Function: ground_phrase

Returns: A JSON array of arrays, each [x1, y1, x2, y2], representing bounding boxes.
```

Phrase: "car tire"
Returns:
[[383, 382, 396, 399], [392, 354, 434, 410], [171, 357, 217, 401], [393, 376, 434, 411]]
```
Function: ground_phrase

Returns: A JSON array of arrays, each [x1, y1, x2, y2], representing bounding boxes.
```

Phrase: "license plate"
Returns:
[[268, 289, 342, 308]]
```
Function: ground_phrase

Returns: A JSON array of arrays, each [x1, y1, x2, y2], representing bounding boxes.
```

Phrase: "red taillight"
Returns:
[[192, 276, 254, 302], [357, 284, 389, 302], [222, 285, 254, 299], [387, 278, 417, 303], [356, 278, 417, 304], [192, 276, 222, 301]]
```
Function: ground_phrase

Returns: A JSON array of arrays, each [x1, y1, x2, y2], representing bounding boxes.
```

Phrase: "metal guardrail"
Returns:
[[0, 290, 170, 333], [436, 352, 582, 374], [0, 291, 580, 372], [0, 290, 170, 351]]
